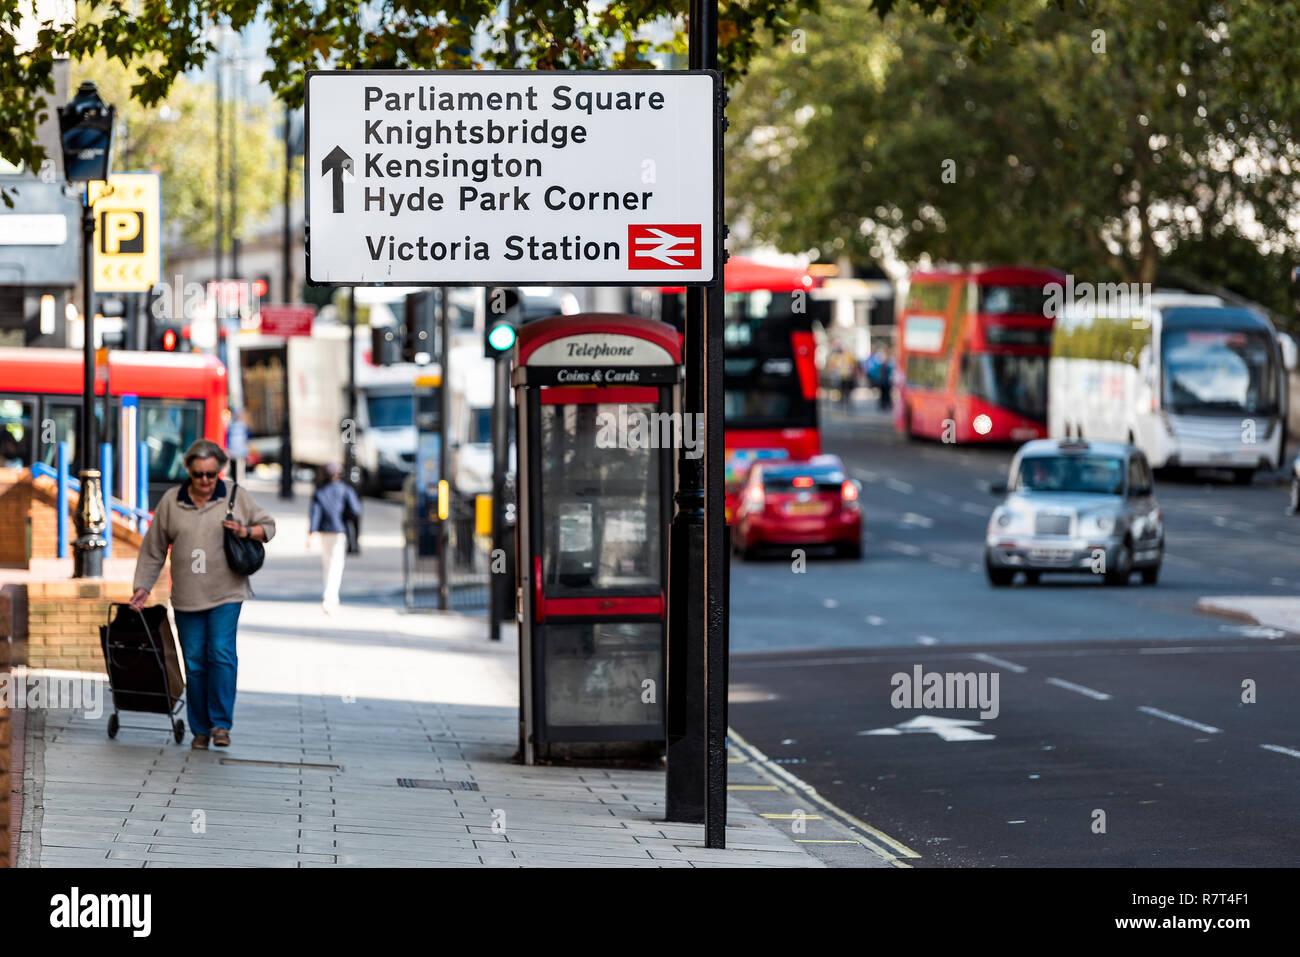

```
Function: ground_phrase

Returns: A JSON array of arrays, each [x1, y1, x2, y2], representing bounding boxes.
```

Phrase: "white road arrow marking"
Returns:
[[858, 715, 995, 742]]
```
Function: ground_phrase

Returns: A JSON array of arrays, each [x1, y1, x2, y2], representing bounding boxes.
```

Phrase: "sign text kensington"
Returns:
[[306, 71, 717, 286]]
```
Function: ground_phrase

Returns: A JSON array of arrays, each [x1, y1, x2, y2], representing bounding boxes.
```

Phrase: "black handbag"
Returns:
[[223, 481, 266, 575]]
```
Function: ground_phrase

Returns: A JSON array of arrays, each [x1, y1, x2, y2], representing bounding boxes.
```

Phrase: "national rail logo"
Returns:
[[628, 224, 702, 269]]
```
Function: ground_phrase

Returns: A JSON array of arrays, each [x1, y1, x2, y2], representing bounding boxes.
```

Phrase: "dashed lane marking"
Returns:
[[928, 552, 963, 567], [1261, 744, 1300, 760], [727, 727, 921, 867], [1045, 677, 1112, 701], [885, 478, 915, 494], [727, 784, 781, 790], [960, 502, 990, 516], [971, 653, 1028, 674], [762, 813, 824, 820], [887, 541, 923, 556], [1137, 705, 1222, 735], [900, 512, 934, 528]]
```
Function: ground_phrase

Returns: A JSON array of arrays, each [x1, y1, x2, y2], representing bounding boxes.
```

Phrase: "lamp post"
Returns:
[[59, 80, 115, 579]]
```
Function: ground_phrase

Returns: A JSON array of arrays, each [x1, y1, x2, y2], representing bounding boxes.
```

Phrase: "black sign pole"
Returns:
[[665, 1, 713, 825], [489, 352, 510, 640], [699, 0, 728, 851], [437, 287, 451, 611]]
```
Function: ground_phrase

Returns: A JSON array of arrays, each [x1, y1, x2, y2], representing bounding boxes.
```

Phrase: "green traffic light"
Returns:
[[487, 323, 516, 352]]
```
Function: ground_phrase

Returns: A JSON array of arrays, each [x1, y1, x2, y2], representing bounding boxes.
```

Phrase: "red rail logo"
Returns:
[[628, 224, 702, 269]]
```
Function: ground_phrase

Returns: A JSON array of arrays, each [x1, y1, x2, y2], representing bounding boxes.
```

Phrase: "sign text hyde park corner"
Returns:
[[305, 71, 719, 286]]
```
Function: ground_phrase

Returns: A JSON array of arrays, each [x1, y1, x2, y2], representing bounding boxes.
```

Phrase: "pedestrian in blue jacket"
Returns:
[[309, 463, 362, 614]]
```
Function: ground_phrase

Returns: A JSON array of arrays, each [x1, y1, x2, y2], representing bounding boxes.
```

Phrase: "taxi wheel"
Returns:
[[985, 563, 1014, 587], [1024, 571, 1041, 585], [1141, 564, 1160, 585], [1105, 543, 1133, 586], [841, 542, 863, 560]]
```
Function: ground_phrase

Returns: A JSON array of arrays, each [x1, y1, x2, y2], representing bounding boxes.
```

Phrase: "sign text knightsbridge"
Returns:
[[305, 71, 718, 286]]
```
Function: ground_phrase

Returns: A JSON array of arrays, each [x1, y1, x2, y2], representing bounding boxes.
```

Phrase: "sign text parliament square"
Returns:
[[305, 70, 718, 287]]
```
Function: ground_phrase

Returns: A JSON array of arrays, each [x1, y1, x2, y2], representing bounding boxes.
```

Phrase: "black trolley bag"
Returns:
[[98, 603, 187, 743]]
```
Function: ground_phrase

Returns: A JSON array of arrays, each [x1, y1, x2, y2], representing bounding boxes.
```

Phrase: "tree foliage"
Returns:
[[728, 0, 1300, 315], [68, 51, 287, 251], [4, 0, 1049, 180]]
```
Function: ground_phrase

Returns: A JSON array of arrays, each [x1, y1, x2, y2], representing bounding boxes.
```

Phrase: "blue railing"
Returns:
[[33, 442, 153, 558]]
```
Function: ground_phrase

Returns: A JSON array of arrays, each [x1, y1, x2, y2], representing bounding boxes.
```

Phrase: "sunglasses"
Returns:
[[189, 470, 220, 480]]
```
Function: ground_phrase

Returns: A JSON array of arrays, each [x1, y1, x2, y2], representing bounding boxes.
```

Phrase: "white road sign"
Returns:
[[305, 70, 718, 286]]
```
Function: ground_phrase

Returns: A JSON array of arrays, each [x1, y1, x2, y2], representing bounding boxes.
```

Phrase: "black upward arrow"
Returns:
[[321, 145, 353, 214]]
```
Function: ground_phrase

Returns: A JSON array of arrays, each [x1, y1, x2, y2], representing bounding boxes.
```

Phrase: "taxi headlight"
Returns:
[[991, 509, 1026, 534], [1081, 512, 1118, 535]]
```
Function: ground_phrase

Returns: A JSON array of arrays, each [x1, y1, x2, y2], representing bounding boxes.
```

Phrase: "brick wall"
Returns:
[[0, 470, 31, 565], [24, 577, 171, 674], [0, 585, 21, 869], [0, 468, 149, 568]]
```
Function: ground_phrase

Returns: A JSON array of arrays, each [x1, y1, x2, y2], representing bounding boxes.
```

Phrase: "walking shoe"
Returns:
[[191, 734, 210, 750], [212, 728, 230, 747]]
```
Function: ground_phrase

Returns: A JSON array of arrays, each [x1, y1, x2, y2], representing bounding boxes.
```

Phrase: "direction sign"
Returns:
[[259, 304, 315, 338], [88, 172, 162, 293], [304, 70, 719, 286]]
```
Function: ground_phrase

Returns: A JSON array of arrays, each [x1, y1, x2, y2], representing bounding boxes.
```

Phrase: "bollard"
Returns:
[[57, 440, 69, 558], [100, 442, 113, 559]]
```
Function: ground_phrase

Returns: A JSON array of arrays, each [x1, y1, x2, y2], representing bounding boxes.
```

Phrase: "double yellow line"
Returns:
[[727, 727, 922, 868]]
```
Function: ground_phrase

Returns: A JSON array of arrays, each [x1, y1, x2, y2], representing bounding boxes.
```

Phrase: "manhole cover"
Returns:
[[396, 778, 479, 791], [219, 758, 342, 771]]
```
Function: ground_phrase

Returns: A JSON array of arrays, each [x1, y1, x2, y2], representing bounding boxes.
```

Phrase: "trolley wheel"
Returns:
[[107, 713, 119, 739], [173, 719, 185, 744]]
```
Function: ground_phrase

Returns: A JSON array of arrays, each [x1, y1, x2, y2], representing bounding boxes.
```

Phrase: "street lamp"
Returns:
[[58, 80, 115, 578]]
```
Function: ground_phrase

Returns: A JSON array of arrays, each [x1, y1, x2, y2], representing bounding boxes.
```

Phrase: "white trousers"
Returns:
[[320, 531, 347, 605]]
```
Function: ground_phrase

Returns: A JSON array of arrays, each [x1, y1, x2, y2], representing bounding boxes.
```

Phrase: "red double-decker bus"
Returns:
[[641, 257, 824, 518], [0, 347, 229, 506], [895, 265, 1063, 443]]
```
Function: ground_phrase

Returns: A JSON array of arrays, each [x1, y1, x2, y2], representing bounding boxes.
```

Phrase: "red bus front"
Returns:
[[0, 347, 228, 506], [651, 257, 823, 518], [897, 266, 1062, 443]]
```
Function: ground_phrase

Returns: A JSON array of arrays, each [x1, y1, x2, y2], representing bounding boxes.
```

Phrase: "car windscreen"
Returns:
[[1014, 455, 1124, 495], [367, 394, 414, 429], [1161, 328, 1277, 416]]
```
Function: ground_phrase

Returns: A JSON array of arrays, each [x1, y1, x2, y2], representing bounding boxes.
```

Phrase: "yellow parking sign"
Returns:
[[88, 172, 161, 292]]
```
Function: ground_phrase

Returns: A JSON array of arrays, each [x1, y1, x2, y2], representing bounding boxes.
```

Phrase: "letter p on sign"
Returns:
[[101, 210, 145, 254]]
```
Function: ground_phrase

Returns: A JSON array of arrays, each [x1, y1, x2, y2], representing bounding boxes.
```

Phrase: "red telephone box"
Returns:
[[513, 315, 683, 764]]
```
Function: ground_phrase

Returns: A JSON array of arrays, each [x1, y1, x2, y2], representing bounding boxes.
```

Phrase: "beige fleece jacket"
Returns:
[[133, 480, 277, 612]]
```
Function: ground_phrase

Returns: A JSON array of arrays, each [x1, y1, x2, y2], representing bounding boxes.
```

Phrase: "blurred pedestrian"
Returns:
[[878, 346, 894, 411], [128, 439, 276, 750], [309, 462, 362, 615]]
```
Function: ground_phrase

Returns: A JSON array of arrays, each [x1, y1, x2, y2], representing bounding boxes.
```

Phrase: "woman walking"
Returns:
[[128, 439, 275, 750], [308, 463, 362, 614]]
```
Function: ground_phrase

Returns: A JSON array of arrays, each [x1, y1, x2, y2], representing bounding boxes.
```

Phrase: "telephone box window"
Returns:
[[544, 622, 664, 728], [539, 402, 662, 596]]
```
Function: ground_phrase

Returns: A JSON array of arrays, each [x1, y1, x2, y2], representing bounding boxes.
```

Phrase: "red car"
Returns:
[[731, 456, 862, 560]]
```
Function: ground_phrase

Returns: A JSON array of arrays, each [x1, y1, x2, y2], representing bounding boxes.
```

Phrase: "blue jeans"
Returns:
[[173, 602, 242, 735]]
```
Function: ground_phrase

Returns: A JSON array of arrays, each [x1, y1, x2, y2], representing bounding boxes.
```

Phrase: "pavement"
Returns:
[[1196, 596, 1300, 637], [17, 475, 887, 868]]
